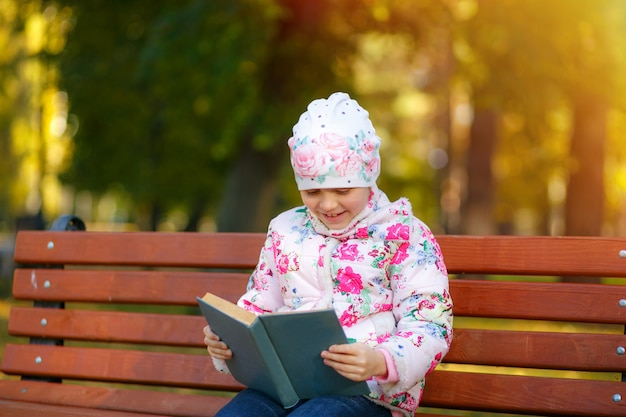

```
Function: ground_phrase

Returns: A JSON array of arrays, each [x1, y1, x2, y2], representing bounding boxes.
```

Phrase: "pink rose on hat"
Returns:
[[289, 141, 331, 179], [335, 151, 363, 177], [317, 132, 351, 160]]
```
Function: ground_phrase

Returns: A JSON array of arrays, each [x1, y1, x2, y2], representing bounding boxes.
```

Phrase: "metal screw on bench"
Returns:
[[613, 394, 622, 402], [35, 356, 42, 364], [47, 241, 54, 250], [617, 346, 626, 355], [40, 318, 47, 327], [619, 299, 626, 308], [620, 249, 626, 258]]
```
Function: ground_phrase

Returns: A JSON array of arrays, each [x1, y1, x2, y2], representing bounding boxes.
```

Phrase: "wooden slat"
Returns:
[[0, 399, 170, 417], [3, 365, 625, 417], [0, 344, 244, 391], [12, 269, 249, 304], [9, 308, 626, 372], [447, 329, 626, 371], [13, 270, 626, 324], [8, 307, 207, 346], [0, 380, 230, 417], [14, 232, 626, 277], [0, 382, 448, 417], [438, 235, 626, 277], [14, 231, 265, 268], [421, 370, 626, 416], [450, 280, 626, 324]]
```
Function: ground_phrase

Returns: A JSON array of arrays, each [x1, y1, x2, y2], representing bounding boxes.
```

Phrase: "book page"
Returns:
[[200, 292, 256, 326]]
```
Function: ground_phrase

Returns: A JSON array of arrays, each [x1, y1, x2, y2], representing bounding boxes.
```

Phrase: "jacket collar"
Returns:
[[306, 185, 412, 242]]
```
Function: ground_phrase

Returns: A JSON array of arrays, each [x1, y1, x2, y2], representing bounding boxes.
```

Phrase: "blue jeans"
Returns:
[[216, 389, 392, 417]]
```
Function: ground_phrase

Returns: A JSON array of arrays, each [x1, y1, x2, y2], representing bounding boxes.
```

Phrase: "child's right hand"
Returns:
[[203, 325, 233, 360]]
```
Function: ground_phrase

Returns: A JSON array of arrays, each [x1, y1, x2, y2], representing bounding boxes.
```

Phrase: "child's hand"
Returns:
[[321, 343, 387, 381], [203, 325, 232, 360]]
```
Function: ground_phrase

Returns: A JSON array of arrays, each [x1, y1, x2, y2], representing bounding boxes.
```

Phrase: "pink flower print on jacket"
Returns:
[[241, 299, 271, 314], [419, 225, 448, 276], [356, 227, 370, 239], [426, 352, 443, 376], [249, 261, 272, 291], [276, 251, 299, 274], [317, 242, 327, 267], [386, 223, 410, 240], [337, 243, 360, 261], [269, 231, 283, 259], [390, 242, 410, 265], [338, 305, 359, 327], [335, 266, 364, 294]]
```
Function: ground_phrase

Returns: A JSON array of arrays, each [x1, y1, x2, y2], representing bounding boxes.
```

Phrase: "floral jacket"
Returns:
[[220, 187, 453, 416]]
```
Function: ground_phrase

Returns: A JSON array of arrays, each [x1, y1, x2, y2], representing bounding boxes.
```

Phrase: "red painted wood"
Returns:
[[449, 280, 626, 324], [12, 268, 626, 324], [438, 235, 626, 277], [1, 344, 243, 391], [8, 308, 626, 372], [8, 307, 207, 346], [421, 370, 626, 416], [14, 231, 264, 268], [446, 328, 626, 371], [12, 269, 249, 305], [0, 399, 170, 417], [14, 232, 626, 277], [0, 380, 229, 417]]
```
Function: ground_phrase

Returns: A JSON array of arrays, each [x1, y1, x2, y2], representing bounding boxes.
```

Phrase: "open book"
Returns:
[[197, 292, 370, 408]]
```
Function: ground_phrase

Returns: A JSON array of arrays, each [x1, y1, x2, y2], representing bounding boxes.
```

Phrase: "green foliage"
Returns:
[[58, 1, 278, 226]]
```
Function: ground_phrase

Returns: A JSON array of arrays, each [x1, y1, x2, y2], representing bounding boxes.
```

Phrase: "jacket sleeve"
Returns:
[[376, 220, 453, 394], [236, 219, 285, 314]]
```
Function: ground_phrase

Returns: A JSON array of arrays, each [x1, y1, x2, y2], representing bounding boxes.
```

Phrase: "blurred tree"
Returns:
[[457, 0, 626, 237], [0, 1, 21, 229], [559, 0, 626, 238], [0, 1, 72, 231], [56, 1, 260, 230], [457, 0, 565, 235]]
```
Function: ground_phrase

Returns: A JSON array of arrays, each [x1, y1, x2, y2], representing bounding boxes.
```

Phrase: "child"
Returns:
[[203, 92, 453, 417]]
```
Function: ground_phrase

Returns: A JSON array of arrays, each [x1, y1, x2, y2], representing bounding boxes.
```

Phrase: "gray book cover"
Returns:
[[197, 294, 369, 408]]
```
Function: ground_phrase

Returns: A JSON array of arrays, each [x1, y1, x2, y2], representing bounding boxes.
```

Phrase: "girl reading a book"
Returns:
[[203, 92, 453, 417]]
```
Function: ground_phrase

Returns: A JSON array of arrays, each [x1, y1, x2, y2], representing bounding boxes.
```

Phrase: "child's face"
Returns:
[[299, 187, 371, 230]]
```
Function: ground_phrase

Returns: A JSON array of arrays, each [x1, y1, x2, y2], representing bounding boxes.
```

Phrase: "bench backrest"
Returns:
[[2, 230, 626, 416]]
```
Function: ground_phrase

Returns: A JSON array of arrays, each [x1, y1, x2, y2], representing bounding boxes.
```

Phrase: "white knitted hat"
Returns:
[[288, 92, 381, 190]]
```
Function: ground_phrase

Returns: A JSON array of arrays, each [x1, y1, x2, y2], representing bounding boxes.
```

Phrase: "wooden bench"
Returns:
[[1, 214, 625, 416]]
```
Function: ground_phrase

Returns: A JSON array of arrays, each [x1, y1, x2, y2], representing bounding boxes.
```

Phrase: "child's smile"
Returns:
[[300, 187, 371, 230]]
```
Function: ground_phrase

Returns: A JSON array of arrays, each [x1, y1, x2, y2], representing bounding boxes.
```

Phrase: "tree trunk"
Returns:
[[216, 144, 284, 232], [562, 93, 607, 283], [461, 107, 499, 236], [564, 94, 607, 236]]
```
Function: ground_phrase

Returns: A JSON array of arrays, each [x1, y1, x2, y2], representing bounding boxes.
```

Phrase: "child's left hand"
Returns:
[[321, 343, 387, 381]]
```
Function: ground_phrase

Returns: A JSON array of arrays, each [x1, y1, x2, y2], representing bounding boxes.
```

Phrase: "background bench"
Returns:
[[1, 215, 625, 416]]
